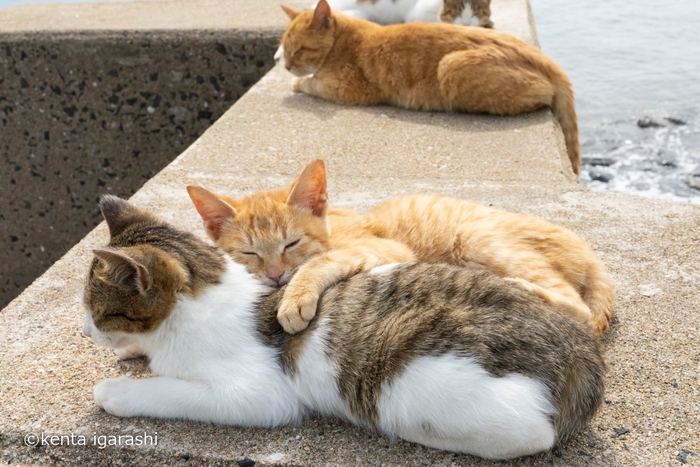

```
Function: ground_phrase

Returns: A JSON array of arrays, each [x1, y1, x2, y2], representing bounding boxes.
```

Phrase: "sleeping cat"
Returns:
[[84, 195, 605, 460], [273, 0, 492, 69], [280, 0, 580, 175], [319, 0, 493, 27], [188, 160, 615, 336]]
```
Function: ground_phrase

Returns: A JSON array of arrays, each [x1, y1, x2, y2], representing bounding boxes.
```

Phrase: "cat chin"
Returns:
[[83, 311, 138, 350]]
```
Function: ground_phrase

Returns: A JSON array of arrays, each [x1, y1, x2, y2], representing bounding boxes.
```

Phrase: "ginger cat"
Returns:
[[85, 196, 604, 460], [188, 160, 614, 337], [321, 0, 493, 28], [280, 0, 580, 175]]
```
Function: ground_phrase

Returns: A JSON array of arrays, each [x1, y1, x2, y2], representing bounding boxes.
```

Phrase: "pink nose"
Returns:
[[285, 63, 291, 71], [83, 326, 92, 338], [267, 271, 283, 284]]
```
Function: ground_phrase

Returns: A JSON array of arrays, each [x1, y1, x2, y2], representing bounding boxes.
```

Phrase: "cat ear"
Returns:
[[310, 0, 332, 31], [287, 159, 328, 217], [281, 4, 301, 20], [100, 195, 142, 238], [93, 248, 151, 294], [186, 185, 237, 241]]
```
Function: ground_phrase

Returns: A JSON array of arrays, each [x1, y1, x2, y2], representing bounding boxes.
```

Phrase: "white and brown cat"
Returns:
[[280, 0, 580, 174], [188, 160, 614, 336], [320, 0, 493, 27], [84, 195, 604, 460]]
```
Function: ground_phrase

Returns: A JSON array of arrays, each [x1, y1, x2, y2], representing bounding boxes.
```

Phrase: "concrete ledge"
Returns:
[[2, 0, 700, 466], [0, 0, 312, 308]]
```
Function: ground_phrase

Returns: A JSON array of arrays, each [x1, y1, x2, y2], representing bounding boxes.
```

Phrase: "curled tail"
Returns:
[[550, 74, 580, 175], [582, 263, 615, 336]]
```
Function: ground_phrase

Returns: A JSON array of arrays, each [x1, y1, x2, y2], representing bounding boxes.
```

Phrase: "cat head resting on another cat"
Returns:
[[82, 195, 225, 350], [187, 160, 330, 287], [280, 0, 337, 77]]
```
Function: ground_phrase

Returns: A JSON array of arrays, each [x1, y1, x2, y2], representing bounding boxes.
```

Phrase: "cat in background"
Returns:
[[273, 0, 492, 62], [187, 160, 614, 337], [280, 0, 580, 174], [84, 195, 605, 460], [319, 0, 493, 28]]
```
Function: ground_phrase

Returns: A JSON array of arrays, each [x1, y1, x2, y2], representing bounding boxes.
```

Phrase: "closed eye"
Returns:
[[284, 239, 300, 250], [242, 251, 259, 256]]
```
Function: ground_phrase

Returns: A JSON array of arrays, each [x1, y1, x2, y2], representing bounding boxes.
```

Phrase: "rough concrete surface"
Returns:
[[0, 0, 301, 307], [1, 0, 699, 466]]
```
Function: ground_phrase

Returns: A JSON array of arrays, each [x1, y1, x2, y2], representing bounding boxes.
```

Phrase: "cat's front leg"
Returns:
[[94, 376, 300, 425], [278, 240, 416, 334], [292, 75, 331, 100]]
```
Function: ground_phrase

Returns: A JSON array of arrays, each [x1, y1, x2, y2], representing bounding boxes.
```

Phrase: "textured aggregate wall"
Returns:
[[0, 30, 279, 309]]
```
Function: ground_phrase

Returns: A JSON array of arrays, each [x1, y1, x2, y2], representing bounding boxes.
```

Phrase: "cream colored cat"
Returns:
[[188, 160, 614, 336]]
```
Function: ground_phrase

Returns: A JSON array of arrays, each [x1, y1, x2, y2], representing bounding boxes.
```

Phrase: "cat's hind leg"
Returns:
[[293, 74, 382, 106], [450, 234, 596, 333], [437, 50, 553, 114], [504, 277, 594, 327], [377, 354, 556, 459], [471, 1, 494, 28]]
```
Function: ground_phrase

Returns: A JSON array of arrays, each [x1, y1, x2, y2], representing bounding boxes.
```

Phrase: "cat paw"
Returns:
[[278, 294, 319, 334], [94, 377, 140, 417], [292, 77, 304, 93], [114, 344, 145, 360]]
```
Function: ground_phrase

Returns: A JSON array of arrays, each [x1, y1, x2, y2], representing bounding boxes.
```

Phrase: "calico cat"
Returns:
[[320, 0, 493, 28], [188, 160, 615, 336], [84, 195, 605, 460], [280, 0, 580, 175]]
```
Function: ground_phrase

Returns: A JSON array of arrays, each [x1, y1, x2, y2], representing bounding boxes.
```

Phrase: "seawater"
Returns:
[[531, 0, 700, 203]]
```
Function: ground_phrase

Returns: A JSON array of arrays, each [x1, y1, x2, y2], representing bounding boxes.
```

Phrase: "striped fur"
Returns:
[[83, 197, 604, 459], [192, 160, 614, 336]]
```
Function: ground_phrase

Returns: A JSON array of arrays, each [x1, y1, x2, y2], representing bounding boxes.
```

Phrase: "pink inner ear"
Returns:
[[187, 186, 235, 241], [93, 248, 151, 293], [311, 0, 332, 30], [287, 160, 328, 217]]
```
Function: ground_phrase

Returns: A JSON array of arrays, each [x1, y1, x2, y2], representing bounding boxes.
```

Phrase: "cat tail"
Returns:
[[550, 74, 580, 176], [582, 263, 615, 336]]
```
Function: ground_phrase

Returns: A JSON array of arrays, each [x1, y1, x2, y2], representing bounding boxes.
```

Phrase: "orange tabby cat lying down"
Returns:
[[280, 0, 580, 175], [187, 160, 614, 336]]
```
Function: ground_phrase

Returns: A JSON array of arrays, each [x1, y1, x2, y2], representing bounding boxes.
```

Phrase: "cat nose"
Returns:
[[285, 62, 291, 71], [267, 271, 283, 285], [82, 325, 92, 338]]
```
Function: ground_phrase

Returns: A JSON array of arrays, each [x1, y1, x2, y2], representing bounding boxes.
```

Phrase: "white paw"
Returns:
[[292, 77, 304, 92], [114, 345, 145, 360], [93, 377, 140, 417]]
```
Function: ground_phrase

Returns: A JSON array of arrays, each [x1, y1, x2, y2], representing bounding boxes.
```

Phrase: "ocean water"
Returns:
[[531, 0, 700, 203], [2, 0, 699, 203]]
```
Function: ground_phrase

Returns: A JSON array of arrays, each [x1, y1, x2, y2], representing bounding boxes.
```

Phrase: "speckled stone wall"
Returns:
[[0, 30, 279, 309]]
